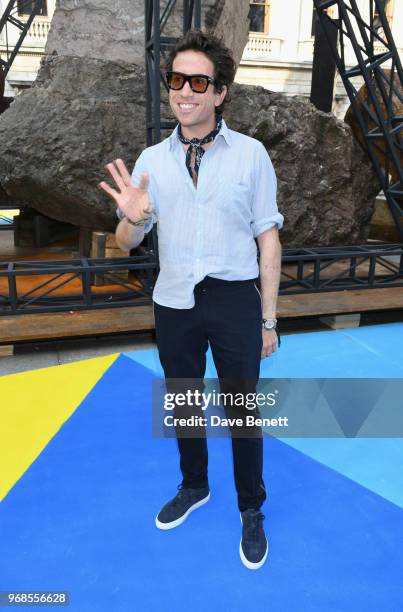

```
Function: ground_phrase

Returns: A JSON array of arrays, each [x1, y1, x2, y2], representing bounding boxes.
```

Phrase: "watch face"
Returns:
[[263, 319, 276, 330]]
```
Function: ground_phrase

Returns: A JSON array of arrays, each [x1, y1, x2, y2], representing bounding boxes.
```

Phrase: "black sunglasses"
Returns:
[[166, 71, 217, 94]]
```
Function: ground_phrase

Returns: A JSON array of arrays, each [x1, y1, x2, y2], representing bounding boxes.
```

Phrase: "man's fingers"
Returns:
[[261, 331, 278, 358], [105, 161, 126, 192], [114, 158, 132, 186], [138, 172, 149, 191], [98, 181, 118, 200], [262, 343, 277, 358]]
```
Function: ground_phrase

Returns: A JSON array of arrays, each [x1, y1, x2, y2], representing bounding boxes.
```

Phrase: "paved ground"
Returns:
[[0, 332, 156, 376], [0, 221, 156, 376], [1, 322, 402, 611]]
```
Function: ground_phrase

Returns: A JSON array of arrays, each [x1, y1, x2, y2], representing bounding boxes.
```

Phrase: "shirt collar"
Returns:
[[168, 116, 232, 151]]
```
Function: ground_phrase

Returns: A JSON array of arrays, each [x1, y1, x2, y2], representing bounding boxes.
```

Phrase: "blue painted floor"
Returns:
[[1, 323, 402, 611]]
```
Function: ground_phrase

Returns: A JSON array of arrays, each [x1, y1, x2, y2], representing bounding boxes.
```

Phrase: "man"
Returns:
[[99, 30, 283, 570]]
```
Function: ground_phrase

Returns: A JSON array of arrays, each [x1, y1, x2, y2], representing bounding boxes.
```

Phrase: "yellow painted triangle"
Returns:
[[0, 353, 118, 502], [0, 208, 19, 219]]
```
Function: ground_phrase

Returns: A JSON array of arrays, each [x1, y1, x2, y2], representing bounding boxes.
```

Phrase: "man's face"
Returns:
[[169, 49, 227, 134]]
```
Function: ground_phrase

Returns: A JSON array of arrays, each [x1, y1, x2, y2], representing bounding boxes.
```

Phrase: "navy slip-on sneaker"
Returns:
[[239, 509, 268, 570], [155, 485, 210, 530]]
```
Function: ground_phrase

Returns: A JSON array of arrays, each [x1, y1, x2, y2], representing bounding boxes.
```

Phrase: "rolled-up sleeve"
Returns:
[[116, 150, 157, 234], [251, 143, 284, 238]]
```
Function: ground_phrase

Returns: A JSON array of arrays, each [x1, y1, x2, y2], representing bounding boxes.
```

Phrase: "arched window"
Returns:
[[249, 1, 270, 34], [17, 0, 48, 17]]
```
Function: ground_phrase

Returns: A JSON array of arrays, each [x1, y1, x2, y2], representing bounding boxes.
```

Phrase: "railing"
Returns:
[[279, 244, 403, 294], [243, 33, 283, 60], [0, 18, 50, 48], [26, 18, 50, 40], [0, 0, 50, 58], [1, 244, 402, 316], [242, 33, 402, 65], [0, 256, 158, 315]]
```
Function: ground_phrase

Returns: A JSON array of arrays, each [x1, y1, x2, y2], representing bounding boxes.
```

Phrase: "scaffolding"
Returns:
[[313, 0, 403, 240], [0, 0, 45, 77]]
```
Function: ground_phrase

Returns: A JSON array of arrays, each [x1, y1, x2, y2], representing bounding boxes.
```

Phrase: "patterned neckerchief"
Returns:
[[178, 114, 223, 184]]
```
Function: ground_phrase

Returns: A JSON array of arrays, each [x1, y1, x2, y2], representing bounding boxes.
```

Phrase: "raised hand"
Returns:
[[99, 158, 152, 223]]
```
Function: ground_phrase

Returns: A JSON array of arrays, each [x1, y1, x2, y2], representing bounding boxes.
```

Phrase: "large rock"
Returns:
[[44, 0, 250, 66], [0, 0, 250, 230], [0, 56, 146, 229], [226, 84, 380, 246], [0, 57, 380, 243], [0, 0, 380, 245]]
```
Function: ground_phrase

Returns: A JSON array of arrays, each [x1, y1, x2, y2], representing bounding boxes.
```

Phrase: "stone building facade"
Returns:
[[1, 0, 402, 119]]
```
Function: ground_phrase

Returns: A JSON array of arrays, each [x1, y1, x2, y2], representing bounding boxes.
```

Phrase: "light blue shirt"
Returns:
[[128, 118, 284, 309]]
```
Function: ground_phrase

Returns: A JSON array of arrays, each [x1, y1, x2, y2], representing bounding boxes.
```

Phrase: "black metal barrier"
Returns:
[[280, 243, 403, 293], [0, 255, 158, 315], [1, 243, 402, 315]]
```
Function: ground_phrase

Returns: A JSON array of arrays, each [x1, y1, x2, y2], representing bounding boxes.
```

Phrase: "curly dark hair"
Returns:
[[165, 29, 236, 115]]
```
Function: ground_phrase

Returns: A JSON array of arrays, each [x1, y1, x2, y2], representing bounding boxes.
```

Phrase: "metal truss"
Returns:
[[142, 0, 201, 269], [279, 242, 403, 294], [145, 0, 201, 146], [1, 244, 402, 316], [313, 0, 403, 241], [0, 0, 45, 77], [0, 256, 157, 315]]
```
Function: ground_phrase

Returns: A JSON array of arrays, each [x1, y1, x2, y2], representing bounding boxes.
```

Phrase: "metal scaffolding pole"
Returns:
[[0, 0, 45, 77], [313, 0, 403, 241], [145, 0, 201, 146], [143, 0, 201, 267]]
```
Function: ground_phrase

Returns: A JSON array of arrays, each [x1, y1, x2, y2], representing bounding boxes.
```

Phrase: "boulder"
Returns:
[[226, 84, 380, 246], [0, 0, 380, 245], [43, 0, 250, 66], [0, 0, 250, 230], [0, 57, 147, 229]]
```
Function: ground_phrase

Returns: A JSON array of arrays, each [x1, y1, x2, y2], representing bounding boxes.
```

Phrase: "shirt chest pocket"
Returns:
[[213, 179, 253, 220]]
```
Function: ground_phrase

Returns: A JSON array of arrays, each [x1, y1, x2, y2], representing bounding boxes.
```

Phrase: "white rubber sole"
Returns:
[[239, 512, 269, 570], [155, 491, 210, 530]]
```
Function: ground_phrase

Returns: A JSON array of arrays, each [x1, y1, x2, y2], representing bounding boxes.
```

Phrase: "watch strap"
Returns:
[[262, 318, 277, 330]]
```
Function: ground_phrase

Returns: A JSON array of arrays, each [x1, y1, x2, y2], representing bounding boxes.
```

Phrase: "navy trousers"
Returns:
[[153, 275, 267, 511]]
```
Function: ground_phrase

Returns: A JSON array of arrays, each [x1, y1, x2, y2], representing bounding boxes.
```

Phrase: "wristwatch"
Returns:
[[262, 318, 277, 330]]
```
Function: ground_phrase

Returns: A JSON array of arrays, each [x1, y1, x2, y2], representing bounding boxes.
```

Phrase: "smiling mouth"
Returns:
[[178, 103, 198, 111]]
